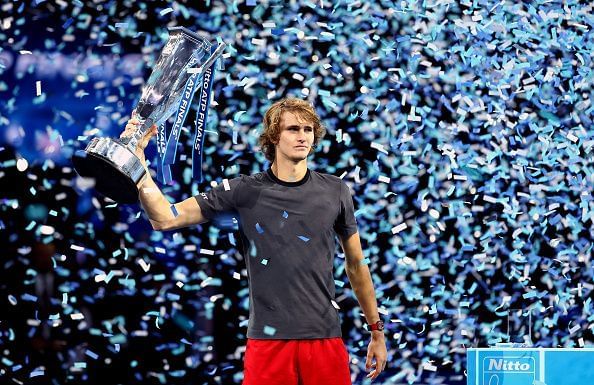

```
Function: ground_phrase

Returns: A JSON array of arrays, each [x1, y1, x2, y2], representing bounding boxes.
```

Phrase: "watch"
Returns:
[[368, 320, 384, 332]]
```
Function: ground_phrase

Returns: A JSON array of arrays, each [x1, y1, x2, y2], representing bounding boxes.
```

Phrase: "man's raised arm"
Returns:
[[122, 117, 207, 231]]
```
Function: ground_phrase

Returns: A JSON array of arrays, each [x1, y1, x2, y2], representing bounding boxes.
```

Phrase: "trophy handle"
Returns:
[[191, 42, 227, 79]]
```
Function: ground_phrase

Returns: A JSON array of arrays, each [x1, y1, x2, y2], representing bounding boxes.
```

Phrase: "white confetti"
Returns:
[[70, 313, 85, 320], [187, 67, 202, 74], [138, 258, 150, 272], [370, 142, 389, 155], [391, 223, 408, 234], [94, 273, 106, 283], [159, 7, 173, 16]]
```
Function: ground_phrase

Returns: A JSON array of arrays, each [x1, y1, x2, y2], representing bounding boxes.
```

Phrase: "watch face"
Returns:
[[377, 321, 384, 330]]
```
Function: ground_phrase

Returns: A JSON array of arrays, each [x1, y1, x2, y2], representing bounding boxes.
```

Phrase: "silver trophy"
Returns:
[[72, 27, 226, 203]]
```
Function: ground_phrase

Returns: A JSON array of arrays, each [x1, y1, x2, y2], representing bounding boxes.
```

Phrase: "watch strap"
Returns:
[[368, 320, 384, 331]]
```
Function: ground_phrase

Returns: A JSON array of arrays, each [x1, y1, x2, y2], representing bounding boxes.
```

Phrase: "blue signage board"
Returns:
[[467, 348, 594, 385]]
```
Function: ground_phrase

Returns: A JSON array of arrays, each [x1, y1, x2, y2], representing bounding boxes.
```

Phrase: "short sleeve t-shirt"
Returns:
[[195, 168, 358, 339]]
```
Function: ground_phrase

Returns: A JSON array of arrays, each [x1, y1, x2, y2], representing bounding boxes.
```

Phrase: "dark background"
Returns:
[[1, 0, 593, 384]]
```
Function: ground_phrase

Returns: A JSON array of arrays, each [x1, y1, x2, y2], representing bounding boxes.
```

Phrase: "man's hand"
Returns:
[[365, 332, 388, 381], [120, 115, 158, 161]]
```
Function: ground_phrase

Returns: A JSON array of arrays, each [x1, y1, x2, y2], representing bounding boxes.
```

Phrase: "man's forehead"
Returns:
[[280, 111, 313, 126]]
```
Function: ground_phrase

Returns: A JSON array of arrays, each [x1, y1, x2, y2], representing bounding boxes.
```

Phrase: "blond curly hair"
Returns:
[[258, 98, 326, 162]]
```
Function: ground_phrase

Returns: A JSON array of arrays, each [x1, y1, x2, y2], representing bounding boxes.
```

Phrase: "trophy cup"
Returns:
[[72, 27, 226, 203]]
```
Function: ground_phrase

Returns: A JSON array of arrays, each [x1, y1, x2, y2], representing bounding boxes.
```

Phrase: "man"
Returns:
[[122, 97, 387, 384]]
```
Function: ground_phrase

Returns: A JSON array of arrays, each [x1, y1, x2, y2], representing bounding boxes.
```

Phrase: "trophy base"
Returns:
[[72, 138, 147, 204]]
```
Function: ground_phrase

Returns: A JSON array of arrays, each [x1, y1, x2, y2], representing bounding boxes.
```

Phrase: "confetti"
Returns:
[[29, 369, 44, 378], [159, 7, 173, 16], [391, 223, 407, 234], [3, 1, 594, 383], [255, 223, 264, 234], [138, 259, 150, 272]]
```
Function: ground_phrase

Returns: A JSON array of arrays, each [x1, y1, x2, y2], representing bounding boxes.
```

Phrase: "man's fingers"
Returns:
[[122, 122, 139, 137], [120, 129, 133, 139], [366, 369, 378, 380], [366, 360, 386, 381], [121, 122, 154, 137]]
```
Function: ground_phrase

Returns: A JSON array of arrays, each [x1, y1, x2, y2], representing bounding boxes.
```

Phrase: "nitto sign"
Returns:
[[482, 356, 535, 385], [468, 347, 594, 385], [487, 359, 531, 371]]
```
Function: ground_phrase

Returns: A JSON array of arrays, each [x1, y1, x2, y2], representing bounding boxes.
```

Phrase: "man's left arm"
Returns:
[[339, 231, 388, 381]]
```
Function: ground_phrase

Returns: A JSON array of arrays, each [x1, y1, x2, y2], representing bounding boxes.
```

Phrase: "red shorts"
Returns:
[[242, 337, 352, 385]]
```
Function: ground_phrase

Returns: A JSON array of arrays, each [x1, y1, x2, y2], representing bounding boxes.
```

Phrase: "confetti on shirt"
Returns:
[[263, 325, 276, 336]]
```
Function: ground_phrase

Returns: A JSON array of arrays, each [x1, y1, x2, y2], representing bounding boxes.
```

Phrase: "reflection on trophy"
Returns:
[[72, 27, 226, 203]]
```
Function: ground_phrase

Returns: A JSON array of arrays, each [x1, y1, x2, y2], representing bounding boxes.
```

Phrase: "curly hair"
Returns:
[[258, 98, 326, 162]]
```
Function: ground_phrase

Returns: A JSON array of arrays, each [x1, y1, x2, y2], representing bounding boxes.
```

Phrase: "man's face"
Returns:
[[274, 111, 315, 163]]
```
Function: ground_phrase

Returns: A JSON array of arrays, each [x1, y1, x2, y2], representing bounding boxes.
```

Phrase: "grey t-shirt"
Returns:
[[195, 168, 358, 339]]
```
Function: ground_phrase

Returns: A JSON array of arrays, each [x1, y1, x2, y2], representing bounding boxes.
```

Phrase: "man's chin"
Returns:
[[288, 155, 308, 162]]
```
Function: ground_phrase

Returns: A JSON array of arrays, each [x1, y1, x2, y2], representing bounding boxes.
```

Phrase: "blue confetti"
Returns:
[[255, 223, 264, 234]]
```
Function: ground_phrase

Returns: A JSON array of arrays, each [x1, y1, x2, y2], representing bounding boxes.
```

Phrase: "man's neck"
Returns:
[[271, 158, 308, 182]]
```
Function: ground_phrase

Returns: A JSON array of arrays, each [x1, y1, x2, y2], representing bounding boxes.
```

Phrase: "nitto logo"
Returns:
[[481, 354, 537, 385], [488, 359, 531, 371]]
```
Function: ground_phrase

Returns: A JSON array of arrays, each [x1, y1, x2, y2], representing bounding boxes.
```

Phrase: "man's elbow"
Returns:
[[345, 261, 361, 276], [149, 219, 171, 231]]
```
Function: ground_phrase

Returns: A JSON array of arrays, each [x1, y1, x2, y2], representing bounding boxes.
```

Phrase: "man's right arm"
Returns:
[[139, 168, 207, 231], [121, 116, 207, 231]]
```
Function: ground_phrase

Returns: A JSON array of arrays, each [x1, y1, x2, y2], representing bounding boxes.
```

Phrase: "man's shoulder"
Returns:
[[311, 170, 344, 191], [235, 171, 269, 186], [309, 170, 344, 186]]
